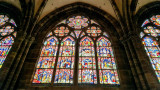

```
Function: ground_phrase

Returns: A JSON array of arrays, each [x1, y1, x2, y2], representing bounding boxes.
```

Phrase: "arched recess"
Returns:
[[135, 1, 160, 87], [18, 2, 135, 89], [32, 14, 120, 86], [140, 17, 160, 83], [0, 2, 21, 69]]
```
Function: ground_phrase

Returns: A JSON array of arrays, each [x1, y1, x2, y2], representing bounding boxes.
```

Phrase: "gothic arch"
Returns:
[[32, 2, 122, 41], [18, 2, 136, 89], [135, 1, 160, 31]]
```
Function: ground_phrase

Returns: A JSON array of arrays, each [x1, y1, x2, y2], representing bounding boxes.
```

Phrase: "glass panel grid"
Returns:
[[97, 37, 119, 85], [33, 37, 58, 83], [78, 37, 97, 84], [142, 37, 160, 82]]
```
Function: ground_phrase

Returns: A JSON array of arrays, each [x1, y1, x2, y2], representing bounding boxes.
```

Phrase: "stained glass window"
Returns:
[[141, 15, 160, 82], [0, 15, 17, 69], [54, 36, 75, 84], [33, 15, 120, 85], [33, 37, 59, 83], [97, 37, 119, 84], [78, 37, 97, 84]]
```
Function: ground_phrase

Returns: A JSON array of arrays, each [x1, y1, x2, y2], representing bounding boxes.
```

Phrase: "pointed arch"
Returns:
[[97, 37, 119, 84], [32, 14, 120, 86], [54, 36, 75, 84], [78, 36, 97, 84]]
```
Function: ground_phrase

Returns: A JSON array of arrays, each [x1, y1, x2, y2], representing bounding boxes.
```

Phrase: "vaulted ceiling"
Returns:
[[1, 0, 158, 21]]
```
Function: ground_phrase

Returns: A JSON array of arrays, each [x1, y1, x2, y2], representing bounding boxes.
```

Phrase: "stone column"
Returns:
[[121, 37, 144, 89], [10, 36, 35, 90], [0, 30, 26, 89]]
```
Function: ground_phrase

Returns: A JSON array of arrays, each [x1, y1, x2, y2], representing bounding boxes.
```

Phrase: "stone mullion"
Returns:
[[94, 40, 100, 85], [9, 36, 35, 90], [0, 30, 26, 89], [51, 40, 61, 85], [130, 35, 158, 88], [73, 40, 79, 87], [122, 40, 143, 89], [127, 39, 148, 89]]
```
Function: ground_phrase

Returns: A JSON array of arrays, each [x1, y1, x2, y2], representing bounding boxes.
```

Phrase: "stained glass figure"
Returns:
[[74, 30, 81, 38], [68, 16, 89, 29], [47, 32, 53, 37], [54, 36, 75, 84], [54, 26, 69, 37], [33, 69, 53, 83], [78, 37, 97, 84], [87, 26, 101, 37], [0, 15, 16, 69], [33, 37, 59, 83], [33, 15, 120, 85], [142, 37, 160, 82], [97, 37, 119, 84]]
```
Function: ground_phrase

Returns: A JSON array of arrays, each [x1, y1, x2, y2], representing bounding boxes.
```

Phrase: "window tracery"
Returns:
[[33, 15, 120, 85]]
